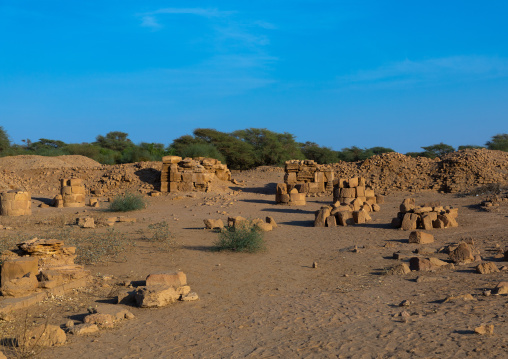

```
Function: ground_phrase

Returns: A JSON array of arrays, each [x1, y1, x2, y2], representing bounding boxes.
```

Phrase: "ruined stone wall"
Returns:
[[283, 160, 334, 194], [161, 156, 231, 193], [0, 189, 31, 216], [61, 178, 85, 207]]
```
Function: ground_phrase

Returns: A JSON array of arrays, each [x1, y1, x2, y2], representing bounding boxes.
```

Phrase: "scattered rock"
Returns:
[[449, 243, 474, 264], [443, 294, 475, 303], [71, 324, 99, 336], [181, 292, 199, 301], [135, 285, 180, 308], [476, 262, 499, 274], [146, 271, 187, 288], [77, 216, 95, 229], [474, 324, 494, 335], [408, 231, 434, 244], [203, 219, 224, 230], [19, 324, 66, 347], [83, 313, 115, 329], [387, 263, 411, 275]]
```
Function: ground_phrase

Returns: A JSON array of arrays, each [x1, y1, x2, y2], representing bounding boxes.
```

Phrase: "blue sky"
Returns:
[[1, 1, 507, 153]]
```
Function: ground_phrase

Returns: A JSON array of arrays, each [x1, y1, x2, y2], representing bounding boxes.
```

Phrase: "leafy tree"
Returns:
[[233, 128, 303, 166], [95, 131, 133, 152], [486, 134, 508, 152], [338, 146, 373, 162], [193, 128, 256, 170], [139, 142, 167, 160], [420, 143, 455, 158], [179, 143, 226, 163], [300, 142, 339, 164], [0, 126, 11, 153]]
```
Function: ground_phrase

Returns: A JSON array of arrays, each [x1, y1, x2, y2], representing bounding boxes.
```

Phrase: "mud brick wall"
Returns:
[[161, 156, 231, 193], [0, 190, 31, 216], [61, 178, 85, 208], [284, 160, 334, 194]]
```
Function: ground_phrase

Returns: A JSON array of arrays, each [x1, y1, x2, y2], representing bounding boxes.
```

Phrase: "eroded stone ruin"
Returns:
[[160, 156, 231, 193], [391, 198, 459, 230], [0, 189, 31, 216]]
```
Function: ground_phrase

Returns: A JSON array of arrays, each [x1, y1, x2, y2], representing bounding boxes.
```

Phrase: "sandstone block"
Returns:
[[19, 324, 66, 347], [326, 216, 336, 227], [337, 211, 354, 226], [314, 207, 332, 227], [265, 216, 277, 228], [401, 213, 418, 231], [1, 257, 38, 285], [135, 285, 180, 308], [146, 271, 187, 287], [400, 198, 415, 213], [71, 324, 99, 336], [341, 188, 356, 198], [408, 231, 434, 244], [84, 313, 115, 329], [353, 210, 367, 224], [203, 219, 224, 230]]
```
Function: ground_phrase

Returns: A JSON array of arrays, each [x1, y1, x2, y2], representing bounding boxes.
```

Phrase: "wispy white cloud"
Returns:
[[140, 15, 161, 29], [150, 7, 235, 18], [338, 56, 508, 88]]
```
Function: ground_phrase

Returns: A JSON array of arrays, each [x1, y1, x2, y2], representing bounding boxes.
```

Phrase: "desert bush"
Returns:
[[214, 221, 265, 253], [108, 192, 146, 212], [143, 221, 173, 251]]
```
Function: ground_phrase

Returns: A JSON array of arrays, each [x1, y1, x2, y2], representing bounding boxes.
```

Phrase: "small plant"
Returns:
[[468, 183, 502, 196], [145, 221, 173, 251], [108, 192, 146, 212], [214, 221, 265, 253]]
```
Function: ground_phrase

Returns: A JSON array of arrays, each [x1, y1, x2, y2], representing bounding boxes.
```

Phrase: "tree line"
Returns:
[[0, 126, 506, 170]]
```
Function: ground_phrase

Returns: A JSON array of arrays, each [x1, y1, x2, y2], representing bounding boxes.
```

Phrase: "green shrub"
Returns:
[[214, 221, 265, 253], [108, 192, 146, 212]]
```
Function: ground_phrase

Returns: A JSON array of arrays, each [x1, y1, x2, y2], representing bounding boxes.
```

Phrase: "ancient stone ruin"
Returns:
[[391, 198, 459, 230], [275, 183, 306, 205], [0, 189, 31, 216], [314, 177, 383, 227], [60, 178, 86, 207], [160, 156, 231, 193], [283, 160, 334, 194], [1, 238, 88, 298]]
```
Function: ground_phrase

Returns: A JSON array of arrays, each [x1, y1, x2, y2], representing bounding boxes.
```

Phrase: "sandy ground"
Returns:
[[0, 168, 507, 359]]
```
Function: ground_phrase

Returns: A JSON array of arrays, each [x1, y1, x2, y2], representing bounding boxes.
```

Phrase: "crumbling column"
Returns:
[[0, 189, 32, 216], [61, 178, 85, 207]]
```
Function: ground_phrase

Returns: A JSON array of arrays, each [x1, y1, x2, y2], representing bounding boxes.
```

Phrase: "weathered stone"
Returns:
[[1, 256, 38, 285], [476, 262, 499, 274], [449, 243, 474, 264], [401, 213, 418, 231], [135, 285, 180, 308], [181, 292, 199, 301], [77, 217, 95, 229], [494, 282, 508, 295], [95, 304, 135, 322], [325, 216, 336, 227], [71, 324, 99, 336], [83, 313, 115, 329], [314, 206, 332, 227], [387, 263, 411, 275], [336, 211, 354, 226], [146, 271, 187, 288], [1, 272, 38, 297], [19, 324, 66, 347], [203, 219, 224, 230], [474, 324, 494, 335], [408, 231, 434, 244], [265, 216, 277, 228], [400, 198, 415, 213], [409, 257, 449, 271]]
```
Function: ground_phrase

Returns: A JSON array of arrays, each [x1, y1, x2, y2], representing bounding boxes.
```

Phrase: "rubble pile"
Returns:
[[160, 156, 231, 193], [0, 189, 31, 216], [314, 177, 383, 227], [391, 198, 459, 230], [330, 149, 508, 193], [0, 238, 88, 297]]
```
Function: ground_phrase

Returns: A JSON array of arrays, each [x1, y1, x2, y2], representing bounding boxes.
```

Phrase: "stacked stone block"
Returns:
[[0, 189, 31, 216], [314, 177, 383, 227], [391, 198, 459, 230], [61, 178, 85, 207], [284, 160, 334, 194], [275, 183, 306, 206], [161, 156, 231, 193]]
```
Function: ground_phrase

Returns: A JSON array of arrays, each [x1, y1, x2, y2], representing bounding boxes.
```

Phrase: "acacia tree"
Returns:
[[421, 143, 455, 158], [486, 134, 508, 152], [0, 126, 10, 153]]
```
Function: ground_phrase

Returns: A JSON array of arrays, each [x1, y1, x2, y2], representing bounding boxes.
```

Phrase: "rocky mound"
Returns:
[[0, 155, 101, 171], [329, 149, 508, 193]]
